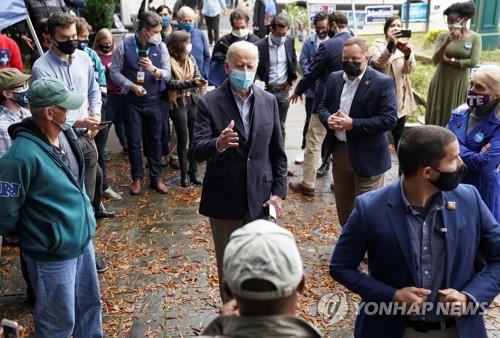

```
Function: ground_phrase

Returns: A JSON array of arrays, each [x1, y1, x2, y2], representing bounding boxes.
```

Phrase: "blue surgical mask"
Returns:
[[9, 89, 29, 107], [271, 33, 286, 46], [180, 22, 194, 32], [229, 69, 255, 91], [77, 39, 89, 50], [162, 16, 171, 27], [53, 120, 72, 131]]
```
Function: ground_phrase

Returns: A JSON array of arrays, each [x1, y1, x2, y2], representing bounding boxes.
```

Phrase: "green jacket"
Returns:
[[0, 119, 96, 261]]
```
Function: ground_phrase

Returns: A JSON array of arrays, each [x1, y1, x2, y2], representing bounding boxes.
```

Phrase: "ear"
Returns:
[[2, 89, 12, 99], [224, 61, 231, 75], [296, 276, 306, 294], [421, 166, 435, 180], [42, 107, 54, 121]]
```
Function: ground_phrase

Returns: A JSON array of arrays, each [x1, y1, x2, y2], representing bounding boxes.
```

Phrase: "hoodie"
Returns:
[[0, 118, 95, 261]]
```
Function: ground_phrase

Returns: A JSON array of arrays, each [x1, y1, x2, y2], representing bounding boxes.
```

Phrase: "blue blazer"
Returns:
[[446, 104, 500, 222], [190, 29, 210, 78], [299, 32, 320, 98], [192, 80, 288, 220], [318, 67, 397, 177], [294, 31, 351, 101], [330, 181, 500, 338]]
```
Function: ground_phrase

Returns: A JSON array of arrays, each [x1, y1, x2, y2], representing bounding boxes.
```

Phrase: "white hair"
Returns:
[[177, 6, 195, 20], [473, 65, 500, 95], [226, 40, 259, 67]]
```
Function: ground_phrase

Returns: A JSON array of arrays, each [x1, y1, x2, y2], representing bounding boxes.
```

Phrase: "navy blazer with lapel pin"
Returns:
[[318, 66, 398, 177]]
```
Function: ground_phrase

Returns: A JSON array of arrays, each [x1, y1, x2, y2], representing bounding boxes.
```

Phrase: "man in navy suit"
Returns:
[[318, 37, 397, 226], [192, 41, 287, 304], [331, 125, 500, 338], [289, 12, 352, 196], [255, 14, 297, 142]]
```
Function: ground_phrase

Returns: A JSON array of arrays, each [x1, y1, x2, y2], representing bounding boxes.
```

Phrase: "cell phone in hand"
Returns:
[[1, 319, 19, 338], [138, 50, 148, 58], [395, 41, 409, 53], [399, 30, 411, 38], [98, 121, 113, 126]]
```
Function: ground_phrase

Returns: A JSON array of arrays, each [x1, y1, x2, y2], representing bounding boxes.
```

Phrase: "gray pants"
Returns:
[[76, 135, 98, 202]]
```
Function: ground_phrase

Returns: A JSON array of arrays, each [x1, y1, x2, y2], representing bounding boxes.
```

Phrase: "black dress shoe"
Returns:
[[95, 253, 109, 273], [189, 175, 202, 186], [95, 210, 116, 219]]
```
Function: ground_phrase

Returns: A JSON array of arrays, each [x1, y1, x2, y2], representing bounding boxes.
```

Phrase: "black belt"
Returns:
[[265, 83, 289, 93], [407, 318, 456, 333]]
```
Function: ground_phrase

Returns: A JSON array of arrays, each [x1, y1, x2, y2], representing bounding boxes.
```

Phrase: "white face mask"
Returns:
[[232, 28, 249, 39], [148, 33, 162, 45], [186, 43, 192, 54]]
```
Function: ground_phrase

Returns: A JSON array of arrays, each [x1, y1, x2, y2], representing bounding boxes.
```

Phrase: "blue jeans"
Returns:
[[23, 242, 103, 338]]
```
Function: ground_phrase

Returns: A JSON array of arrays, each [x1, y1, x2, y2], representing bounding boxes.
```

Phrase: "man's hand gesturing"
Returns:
[[217, 120, 239, 151]]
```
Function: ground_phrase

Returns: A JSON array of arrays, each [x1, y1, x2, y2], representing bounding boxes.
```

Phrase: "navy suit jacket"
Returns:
[[330, 181, 500, 338], [255, 35, 298, 85], [192, 80, 287, 220], [294, 31, 352, 98], [318, 67, 397, 177]]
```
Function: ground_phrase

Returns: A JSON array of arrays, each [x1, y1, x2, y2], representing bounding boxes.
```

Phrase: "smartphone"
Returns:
[[138, 50, 148, 58], [98, 121, 113, 126], [399, 29, 411, 38], [1, 319, 19, 338], [395, 41, 410, 54]]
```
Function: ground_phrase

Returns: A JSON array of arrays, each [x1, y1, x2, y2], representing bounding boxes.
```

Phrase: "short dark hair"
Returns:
[[313, 11, 329, 25], [48, 12, 76, 37], [37, 18, 49, 35], [156, 5, 172, 15], [230, 8, 250, 26], [271, 14, 290, 29], [398, 126, 457, 177], [329, 11, 348, 28], [444, 1, 476, 20], [138, 10, 163, 30], [383, 16, 401, 36], [344, 37, 368, 53]]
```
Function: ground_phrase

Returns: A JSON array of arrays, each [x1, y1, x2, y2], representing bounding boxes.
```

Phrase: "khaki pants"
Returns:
[[301, 114, 327, 189], [403, 326, 458, 338], [209, 215, 251, 304], [333, 142, 384, 226]]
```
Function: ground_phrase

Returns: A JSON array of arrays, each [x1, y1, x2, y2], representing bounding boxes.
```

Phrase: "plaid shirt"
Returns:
[[0, 105, 30, 156]]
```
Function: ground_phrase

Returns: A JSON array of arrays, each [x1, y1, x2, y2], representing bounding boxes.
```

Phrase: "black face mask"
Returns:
[[55, 39, 78, 55], [77, 39, 89, 50], [429, 164, 467, 191], [316, 29, 328, 39], [328, 29, 336, 38], [343, 61, 363, 77], [99, 44, 113, 53]]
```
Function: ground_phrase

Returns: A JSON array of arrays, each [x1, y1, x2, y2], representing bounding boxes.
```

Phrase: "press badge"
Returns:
[[473, 131, 485, 143], [137, 70, 145, 84], [464, 42, 472, 51]]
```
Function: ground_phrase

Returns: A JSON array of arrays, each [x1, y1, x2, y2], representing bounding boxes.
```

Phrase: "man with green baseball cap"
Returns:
[[0, 78, 103, 337]]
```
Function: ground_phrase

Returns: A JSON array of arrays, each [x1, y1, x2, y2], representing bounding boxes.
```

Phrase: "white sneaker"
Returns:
[[295, 150, 305, 164], [103, 187, 122, 201]]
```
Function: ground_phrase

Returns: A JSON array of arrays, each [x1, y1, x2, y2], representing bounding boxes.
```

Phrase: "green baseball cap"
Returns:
[[0, 68, 31, 92], [27, 78, 85, 110]]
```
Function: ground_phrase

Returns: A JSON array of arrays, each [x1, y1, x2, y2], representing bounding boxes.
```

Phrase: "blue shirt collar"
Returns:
[[400, 177, 444, 215]]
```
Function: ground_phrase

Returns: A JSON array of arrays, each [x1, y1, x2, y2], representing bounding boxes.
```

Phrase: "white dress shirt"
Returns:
[[335, 70, 366, 142]]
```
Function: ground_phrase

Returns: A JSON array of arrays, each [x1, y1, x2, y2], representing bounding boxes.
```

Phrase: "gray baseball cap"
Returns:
[[223, 220, 304, 300]]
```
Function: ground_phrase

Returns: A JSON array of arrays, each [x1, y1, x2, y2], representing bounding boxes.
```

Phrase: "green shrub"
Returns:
[[424, 29, 446, 48], [81, 0, 116, 31], [283, 4, 308, 27]]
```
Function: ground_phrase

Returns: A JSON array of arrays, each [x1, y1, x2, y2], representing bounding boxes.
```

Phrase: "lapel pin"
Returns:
[[365, 80, 371, 86], [447, 201, 456, 210]]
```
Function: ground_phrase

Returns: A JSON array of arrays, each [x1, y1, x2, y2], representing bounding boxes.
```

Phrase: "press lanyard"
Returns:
[[134, 35, 151, 57]]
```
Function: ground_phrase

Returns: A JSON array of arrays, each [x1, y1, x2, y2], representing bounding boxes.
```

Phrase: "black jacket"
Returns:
[[211, 33, 260, 63], [255, 35, 297, 86], [192, 80, 287, 220]]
